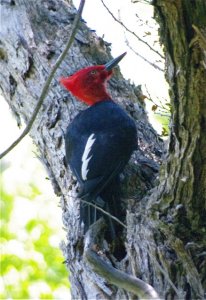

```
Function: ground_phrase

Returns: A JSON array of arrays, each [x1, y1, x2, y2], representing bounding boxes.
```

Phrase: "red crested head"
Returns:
[[60, 52, 126, 106], [60, 65, 112, 105]]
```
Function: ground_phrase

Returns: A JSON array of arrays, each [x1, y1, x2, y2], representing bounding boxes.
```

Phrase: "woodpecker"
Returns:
[[60, 53, 137, 235]]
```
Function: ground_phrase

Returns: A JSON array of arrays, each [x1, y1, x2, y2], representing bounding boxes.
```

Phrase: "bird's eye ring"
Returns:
[[90, 70, 97, 75]]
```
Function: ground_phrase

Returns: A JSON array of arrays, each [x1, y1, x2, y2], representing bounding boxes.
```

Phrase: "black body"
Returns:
[[65, 100, 137, 233]]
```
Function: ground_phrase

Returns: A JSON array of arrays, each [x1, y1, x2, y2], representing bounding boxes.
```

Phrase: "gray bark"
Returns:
[[0, 0, 205, 299]]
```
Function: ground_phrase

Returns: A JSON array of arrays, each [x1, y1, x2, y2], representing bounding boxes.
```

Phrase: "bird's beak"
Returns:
[[104, 52, 127, 71]]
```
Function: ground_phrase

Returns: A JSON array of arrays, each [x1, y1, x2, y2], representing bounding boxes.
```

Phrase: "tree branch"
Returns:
[[84, 218, 160, 299], [81, 199, 127, 228], [100, 0, 164, 59], [125, 35, 164, 72], [0, 0, 85, 160]]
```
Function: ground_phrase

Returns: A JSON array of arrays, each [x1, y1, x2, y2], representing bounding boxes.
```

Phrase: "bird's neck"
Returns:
[[77, 85, 112, 106]]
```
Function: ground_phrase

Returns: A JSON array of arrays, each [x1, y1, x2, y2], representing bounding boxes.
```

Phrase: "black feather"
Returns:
[[65, 100, 137, 236]]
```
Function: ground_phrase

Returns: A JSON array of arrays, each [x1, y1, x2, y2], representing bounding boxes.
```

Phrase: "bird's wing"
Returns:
[[73, 131, 131, 199], [65, 100, 137, 199], [78, 159, 126, 200]]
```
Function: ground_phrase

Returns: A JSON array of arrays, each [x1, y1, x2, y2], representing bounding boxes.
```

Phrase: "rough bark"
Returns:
[[0, 0, 205, 299], [126, 1, 206, 299]]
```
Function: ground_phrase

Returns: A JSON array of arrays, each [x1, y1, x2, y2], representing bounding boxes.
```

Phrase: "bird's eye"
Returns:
[[90, 70, 97, 75]]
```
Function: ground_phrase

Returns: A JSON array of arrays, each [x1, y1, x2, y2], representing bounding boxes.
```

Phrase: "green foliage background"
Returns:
[[0, 133, 70, 299]]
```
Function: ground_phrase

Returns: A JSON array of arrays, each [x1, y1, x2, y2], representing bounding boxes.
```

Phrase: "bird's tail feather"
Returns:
[[80, 178, 124, 240], [80, 196, 105, 232]]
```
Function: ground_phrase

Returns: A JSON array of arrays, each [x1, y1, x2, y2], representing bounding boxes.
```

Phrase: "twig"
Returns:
[[155, 112, 170, 118], [84, 218, 160, 299], [144, 84, 170, 112], [100, 0, 164, 59], [125, 35, 164, 72], [0, 0, 85, 160], [81, 199, 127, 228], [132, 0, 152, 4]]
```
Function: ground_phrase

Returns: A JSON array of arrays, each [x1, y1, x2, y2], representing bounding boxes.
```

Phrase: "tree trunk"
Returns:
[[126, 1, 206, 299], [0, 0, 205, 299]]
